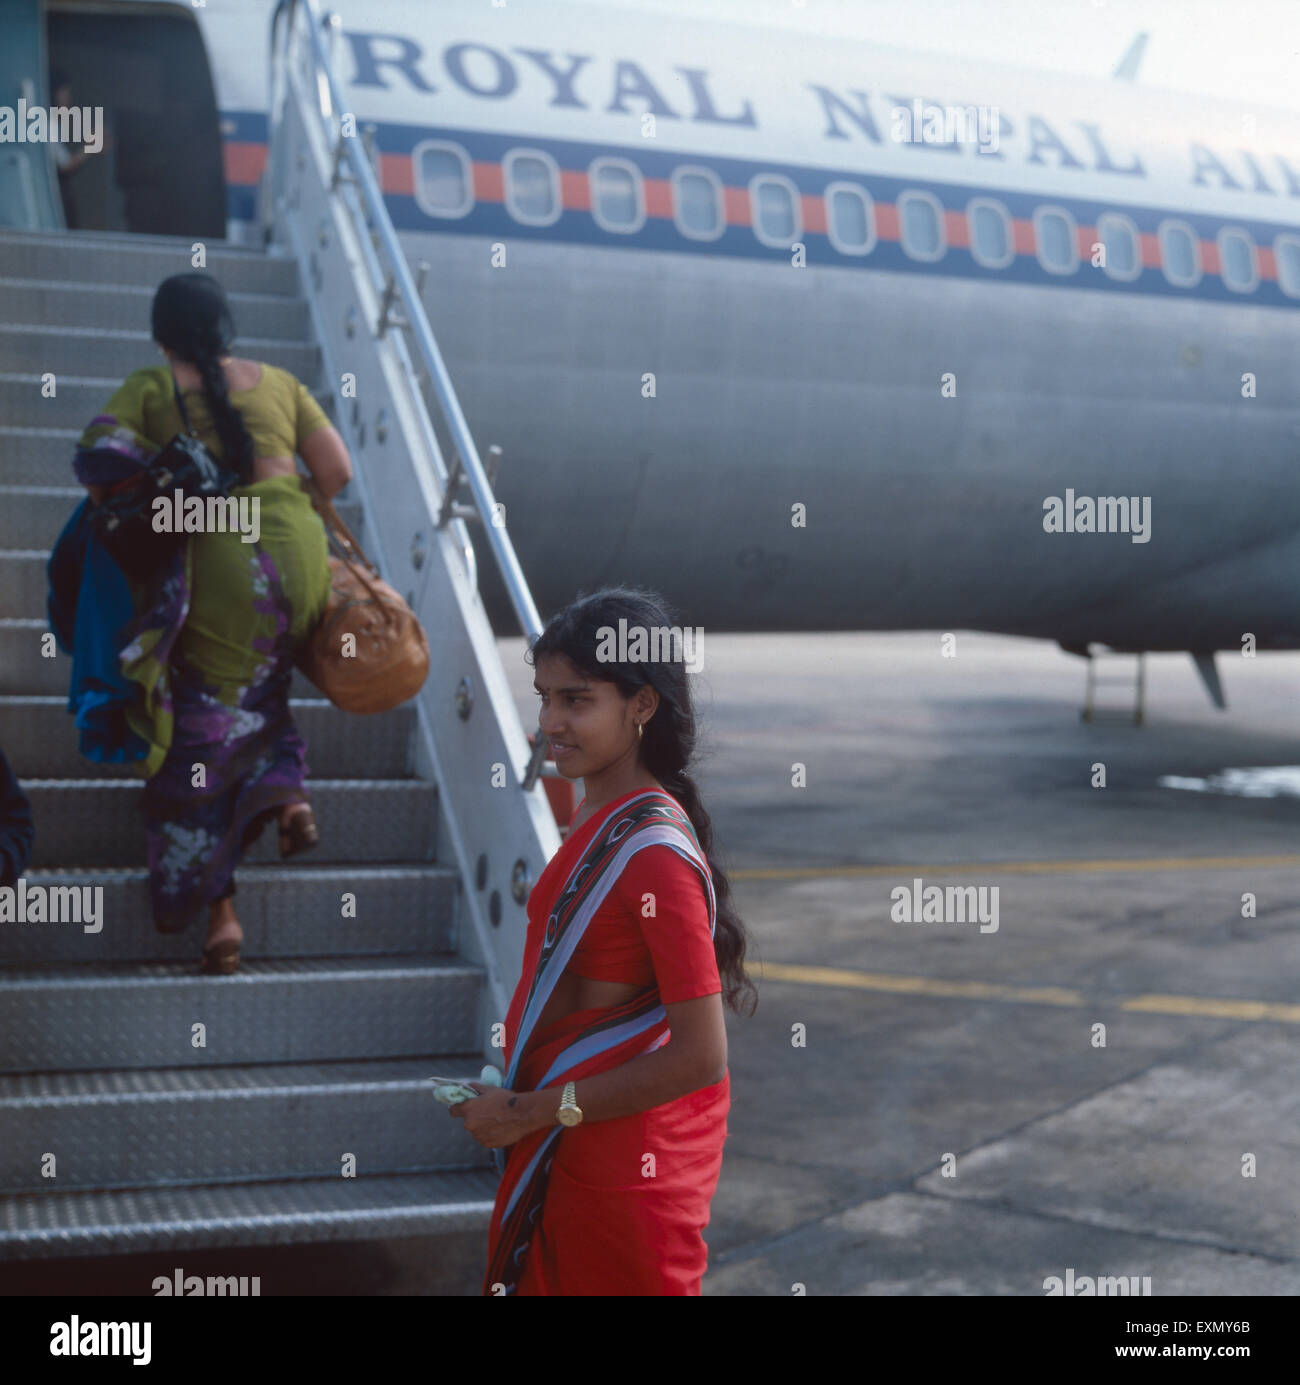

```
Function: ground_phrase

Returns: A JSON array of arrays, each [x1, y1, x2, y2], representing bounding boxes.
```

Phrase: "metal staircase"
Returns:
[[0, 0, 560, 1283]]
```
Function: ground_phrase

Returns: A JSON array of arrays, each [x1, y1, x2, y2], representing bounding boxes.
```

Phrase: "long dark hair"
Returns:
[[151, 272, 254, 482], [528, 586, 758, 1017]]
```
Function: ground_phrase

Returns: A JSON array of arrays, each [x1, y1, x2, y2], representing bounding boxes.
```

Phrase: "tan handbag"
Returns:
[[297, 478, 430, 715]]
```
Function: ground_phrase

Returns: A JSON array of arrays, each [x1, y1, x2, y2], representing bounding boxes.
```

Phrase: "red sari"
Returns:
[[482, 787, 730, 1295]]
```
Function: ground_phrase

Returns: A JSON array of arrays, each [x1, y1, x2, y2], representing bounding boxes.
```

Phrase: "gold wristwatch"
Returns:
[[556, 1080, 583, 1126]]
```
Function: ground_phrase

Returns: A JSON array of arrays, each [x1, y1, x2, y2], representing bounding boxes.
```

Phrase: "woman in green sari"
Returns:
[[73, 272, 353, 972]]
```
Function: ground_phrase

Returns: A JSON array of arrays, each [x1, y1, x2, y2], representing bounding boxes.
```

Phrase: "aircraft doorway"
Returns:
[[46, 2, 226, 237]]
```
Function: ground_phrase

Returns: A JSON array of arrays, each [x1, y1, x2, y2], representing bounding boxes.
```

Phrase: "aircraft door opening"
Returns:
[[46, 3, 225, 237]]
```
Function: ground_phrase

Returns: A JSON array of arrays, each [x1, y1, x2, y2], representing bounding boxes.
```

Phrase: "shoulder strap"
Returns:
[[301, 474, 395, 604], [300, 475, 368, 565]]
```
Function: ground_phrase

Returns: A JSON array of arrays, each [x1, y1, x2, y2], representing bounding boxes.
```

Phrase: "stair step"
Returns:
[[0, 552, 48, 619], [1, 618, 73, 694], [0, 230, 302, 296], [0, 277, 311, 339], [0, 865, 455, 963], [1, 618, 340, 697], [0, 1058, 492, 1192], [21, 779, 437, 867], [0, 957, 482, 1072], [0, 697, 412, 779], [0, 428, 82, 486], [0, 325, 319, 384], [0, 1168, 499, 1260], [0, 373, 123, 430]]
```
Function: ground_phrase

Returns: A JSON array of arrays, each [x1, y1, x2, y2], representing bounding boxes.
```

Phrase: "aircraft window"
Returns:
[[504, 150, 561, 226], [672, 167, 724, 239], [1158, 220, 1201, 287], [1097, 213, 1141, 281], [1276, 235, 1300, 298], [1034, 207, 1078, 274], [750, 174, 800, 247], [590, 158, 644, 232], [967, 198, 1013, 268], [898, 190, 945, 261], [824, 182, 875, 254], [412, 141, 473, 219], [1217, 229, 1257, 291]]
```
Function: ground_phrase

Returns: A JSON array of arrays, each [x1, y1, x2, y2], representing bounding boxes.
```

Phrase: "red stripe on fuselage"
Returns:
[[222, 135, 1282, 283], [223, 142, 266, 185]]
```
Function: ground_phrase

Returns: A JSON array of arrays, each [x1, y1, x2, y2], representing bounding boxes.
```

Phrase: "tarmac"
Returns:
[[497, 630, 1300, 1296]]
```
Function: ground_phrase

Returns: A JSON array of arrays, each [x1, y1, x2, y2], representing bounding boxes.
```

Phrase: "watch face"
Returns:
[[558, 1107, 582, 1126]]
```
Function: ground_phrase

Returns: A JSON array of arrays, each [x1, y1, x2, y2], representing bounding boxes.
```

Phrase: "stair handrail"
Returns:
[[266, 0, 551, 790]]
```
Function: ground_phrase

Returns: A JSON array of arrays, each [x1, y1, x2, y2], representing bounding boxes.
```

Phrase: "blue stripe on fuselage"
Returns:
[[222, 111, 1299, 308]]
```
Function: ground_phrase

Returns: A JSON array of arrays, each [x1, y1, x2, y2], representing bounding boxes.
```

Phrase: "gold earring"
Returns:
[[637, 721, 643, 739]]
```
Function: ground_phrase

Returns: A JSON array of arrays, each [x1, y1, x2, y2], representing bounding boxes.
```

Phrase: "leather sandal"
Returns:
[[200, 937, 240, 975], [279, 804, 319, 859]]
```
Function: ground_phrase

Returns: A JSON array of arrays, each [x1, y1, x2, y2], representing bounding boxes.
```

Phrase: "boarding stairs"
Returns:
[[0, 0, 559, 1287]]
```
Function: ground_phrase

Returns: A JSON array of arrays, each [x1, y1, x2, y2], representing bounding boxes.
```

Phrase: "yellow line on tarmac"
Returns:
[[1120, 994, 1300, 1023], [755, 963, 1082, 1006], [732, 854, 1300, 881], [755, 962, 1299, 1024]]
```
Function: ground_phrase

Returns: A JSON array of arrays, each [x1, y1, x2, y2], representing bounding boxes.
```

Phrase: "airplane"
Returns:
[[8, 0, 1300, 708]]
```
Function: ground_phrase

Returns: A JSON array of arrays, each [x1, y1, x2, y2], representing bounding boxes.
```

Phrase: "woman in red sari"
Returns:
[[449, 586, 758, 1295]]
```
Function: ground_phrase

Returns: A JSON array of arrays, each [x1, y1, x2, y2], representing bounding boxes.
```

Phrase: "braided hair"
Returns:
[[150, 273, 255, 483], [528, 585, 759, 1017]]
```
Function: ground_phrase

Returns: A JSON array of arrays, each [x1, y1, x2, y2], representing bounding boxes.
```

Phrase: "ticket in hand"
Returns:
[[430, 1064, 504, 1105]]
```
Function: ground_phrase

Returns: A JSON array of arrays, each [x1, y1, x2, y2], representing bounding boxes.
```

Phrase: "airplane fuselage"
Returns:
[[180, 2, 1300, 646]]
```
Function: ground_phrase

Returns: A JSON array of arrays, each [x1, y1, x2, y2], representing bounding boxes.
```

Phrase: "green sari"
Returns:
[[119, 475, 331, 778]]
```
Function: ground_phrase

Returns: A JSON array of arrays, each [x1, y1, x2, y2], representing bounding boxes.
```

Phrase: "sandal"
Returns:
[[279, 804, 319, 860], [200, 937, 240, 975]]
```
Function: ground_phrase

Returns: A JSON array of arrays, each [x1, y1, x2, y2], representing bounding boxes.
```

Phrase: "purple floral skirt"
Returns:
[[140, 655, 309, 933]]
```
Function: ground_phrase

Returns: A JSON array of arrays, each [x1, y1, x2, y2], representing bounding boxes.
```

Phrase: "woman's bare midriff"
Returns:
[[534, 970, 645, 1033], [249, 455, 298, 482]]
